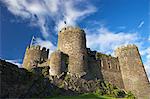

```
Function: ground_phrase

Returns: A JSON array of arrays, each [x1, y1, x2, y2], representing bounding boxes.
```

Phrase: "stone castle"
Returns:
[[22, 26, 150, 97]]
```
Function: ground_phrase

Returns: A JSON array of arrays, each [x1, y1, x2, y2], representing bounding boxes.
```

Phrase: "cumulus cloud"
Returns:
[[86, 26, 140, 54], [56, 0, 96, 31], [2, 0, 96, 38]]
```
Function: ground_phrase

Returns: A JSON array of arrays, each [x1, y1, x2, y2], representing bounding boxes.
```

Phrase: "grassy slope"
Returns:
[[48, 93, 126, 99]]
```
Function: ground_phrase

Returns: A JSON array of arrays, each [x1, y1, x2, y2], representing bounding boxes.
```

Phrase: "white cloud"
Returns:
[[86, 26, 140, 54], [55, 0, 96, 31], [138, 21, 144, 28], [2, 0, 96, 38], [3, 0, 30, 18]]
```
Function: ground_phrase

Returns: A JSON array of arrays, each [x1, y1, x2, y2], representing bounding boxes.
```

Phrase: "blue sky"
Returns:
[[0, 0, 150, 79]]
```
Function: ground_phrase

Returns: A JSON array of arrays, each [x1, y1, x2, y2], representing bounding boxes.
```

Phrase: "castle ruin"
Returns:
[[22, 26, 150, 98]]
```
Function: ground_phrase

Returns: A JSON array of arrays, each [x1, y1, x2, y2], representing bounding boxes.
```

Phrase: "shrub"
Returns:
[[125, 91, 136, 99]]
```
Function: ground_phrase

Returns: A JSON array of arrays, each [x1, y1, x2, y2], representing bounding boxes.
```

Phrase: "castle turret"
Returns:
[[49, 50, 68, 76], [22, 45, 49, 70], [57, 26, 88, 76], [115, 44, 150, 97]]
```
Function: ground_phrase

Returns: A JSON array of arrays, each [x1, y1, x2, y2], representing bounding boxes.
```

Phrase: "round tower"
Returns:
[[57, 26, 88, 76], [22, 45, 49, 70], [115, 44, 150, 97], [49, 50, 66, 76]]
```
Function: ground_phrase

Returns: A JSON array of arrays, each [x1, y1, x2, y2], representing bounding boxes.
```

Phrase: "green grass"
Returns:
[[47, 93, 126, 99]]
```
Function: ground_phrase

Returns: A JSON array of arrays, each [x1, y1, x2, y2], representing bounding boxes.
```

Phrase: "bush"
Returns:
[[113, 89, 126, 98], [94, 88, 104, 96], [125, 91, 136, 99]]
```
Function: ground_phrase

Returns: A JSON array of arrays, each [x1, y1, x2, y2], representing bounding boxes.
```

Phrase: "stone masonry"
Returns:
[[115, 44, 150, 97], [23, 45, 49, 70], [58, 26, 88, 76]]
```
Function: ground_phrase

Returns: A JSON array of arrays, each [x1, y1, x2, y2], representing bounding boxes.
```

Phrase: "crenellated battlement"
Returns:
[[26, 45, 49, 53], [26, 45, 41, 50], [59, 26, 85, 34], [41, 47, 49, 53], [114, 44, 138, 57], [115, 44, 137, 51]]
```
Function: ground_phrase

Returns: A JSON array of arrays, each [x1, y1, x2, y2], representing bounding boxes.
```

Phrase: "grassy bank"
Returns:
[[48, 93, 127, 99]]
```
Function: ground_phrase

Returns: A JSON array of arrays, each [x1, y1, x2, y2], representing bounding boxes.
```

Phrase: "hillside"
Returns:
[[0, 59, 135, 98], [0, 59, 75, 98]]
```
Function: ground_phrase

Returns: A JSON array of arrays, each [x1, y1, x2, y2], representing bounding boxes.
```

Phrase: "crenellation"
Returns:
[[115, 44, 137, 54], [41, 47, 49, 54], [59, 26, 84, 34], [42, 47, 46, 51], [29, 45, 41, 50]]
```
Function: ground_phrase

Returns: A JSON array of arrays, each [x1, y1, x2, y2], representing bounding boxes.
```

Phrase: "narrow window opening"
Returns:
[[108, 62, 111, 69]]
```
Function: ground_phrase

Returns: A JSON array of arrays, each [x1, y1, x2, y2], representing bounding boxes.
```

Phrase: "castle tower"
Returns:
[[115, 44, 150, 97], [57, 26, 88, 76], [49, 50, 67, 76], [22, 45, 49, 70]]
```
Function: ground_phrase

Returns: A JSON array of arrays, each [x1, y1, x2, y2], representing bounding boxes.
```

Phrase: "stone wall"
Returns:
[[86, 48, 102, 79], [115, 44, 150, 97], [96, 52, 124, 89], [22, 45, 49, 70], [57, 26, 88, 76], [87, 58, 102, 79]]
